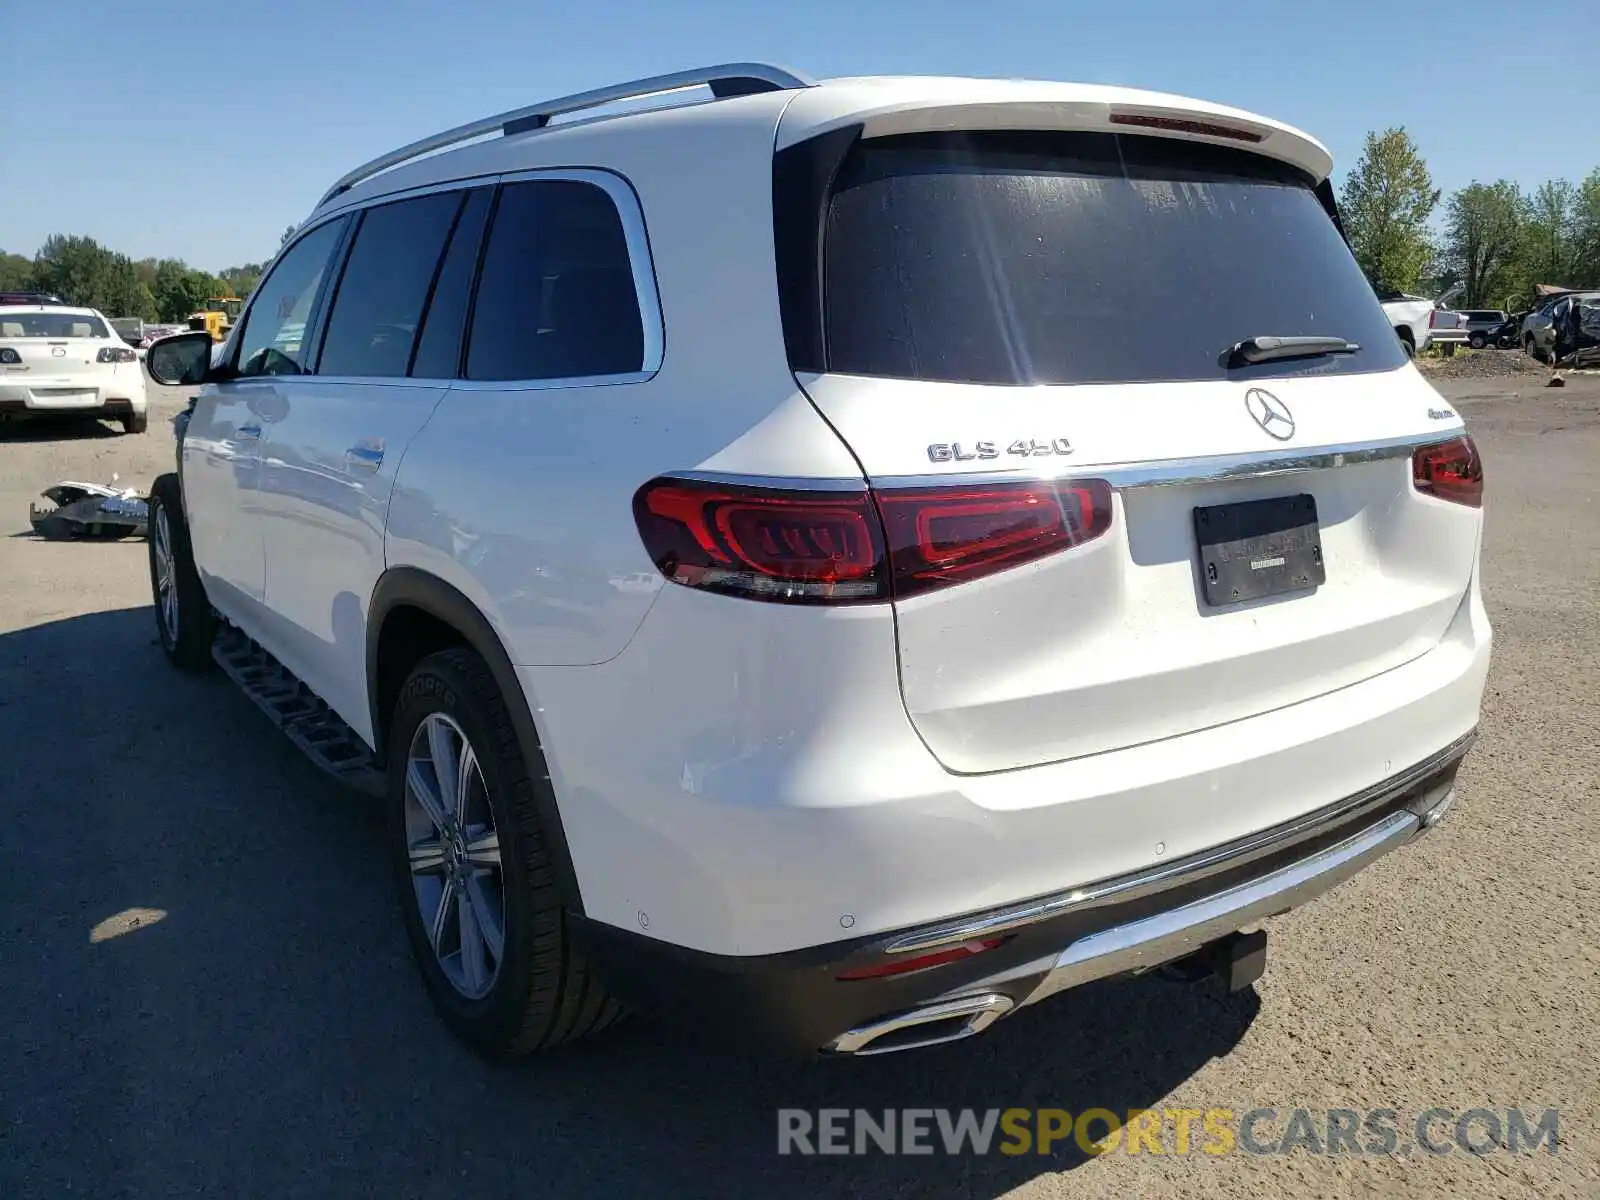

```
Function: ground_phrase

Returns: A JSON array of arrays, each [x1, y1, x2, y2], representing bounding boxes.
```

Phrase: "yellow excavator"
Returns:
[[187, 296, 244, 342]]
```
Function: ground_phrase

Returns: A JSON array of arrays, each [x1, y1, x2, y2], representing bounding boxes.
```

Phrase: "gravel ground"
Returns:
[[1414, 348, 1550, 380], [2, 380, 1597, 1200]]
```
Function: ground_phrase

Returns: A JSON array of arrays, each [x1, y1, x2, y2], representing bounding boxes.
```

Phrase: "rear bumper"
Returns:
[[535, 567, 1492, 958], [0, 377, 146, 414], [574, 734, 1471, 1054]]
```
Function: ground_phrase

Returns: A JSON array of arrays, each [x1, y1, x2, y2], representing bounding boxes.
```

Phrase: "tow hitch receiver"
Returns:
[[1216, 929, 1268, 992], [1161, 929, 1268, 993]]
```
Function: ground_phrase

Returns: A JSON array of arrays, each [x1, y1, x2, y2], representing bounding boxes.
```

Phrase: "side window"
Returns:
[[235, 219, 346, 378], [319, 191, 463, 378], [410, 188, 492, 379], [465, 179, 644, 382]]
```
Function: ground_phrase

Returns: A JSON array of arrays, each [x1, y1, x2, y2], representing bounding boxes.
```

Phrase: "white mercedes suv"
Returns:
[[143, 64, 1491, 1059]]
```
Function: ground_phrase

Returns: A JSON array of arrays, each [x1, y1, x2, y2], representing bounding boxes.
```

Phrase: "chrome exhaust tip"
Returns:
[[827, 993, 1013, 1057], [1418, 787, 1455, 830]]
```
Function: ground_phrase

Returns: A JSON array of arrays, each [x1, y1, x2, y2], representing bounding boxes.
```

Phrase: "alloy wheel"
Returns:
[[153, 505, 179, 644], [404, 712, 505, 1000]]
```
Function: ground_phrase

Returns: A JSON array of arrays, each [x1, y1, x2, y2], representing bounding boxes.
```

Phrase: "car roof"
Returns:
[[312, 70, 1333, 221], [0, 305, 103, 317]]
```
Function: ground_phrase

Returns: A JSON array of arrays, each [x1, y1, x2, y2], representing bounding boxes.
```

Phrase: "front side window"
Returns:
[[465, 179, 644, 382], [235, 219, 346, 378], [319, 192, 464, 378], [817, 131, 1407, 385]]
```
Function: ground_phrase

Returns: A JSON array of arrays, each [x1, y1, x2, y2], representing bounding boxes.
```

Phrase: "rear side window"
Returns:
[[812, 131, 1406, 385], [410, 187, 492, 379], [319, 192, 463, 378], [0, 312, 108, 338], [465, 179, 644, 382]]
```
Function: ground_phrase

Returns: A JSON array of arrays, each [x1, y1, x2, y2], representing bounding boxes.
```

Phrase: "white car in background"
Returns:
[[0, 305, 148, 433], [1379, 291, 1469, 357]]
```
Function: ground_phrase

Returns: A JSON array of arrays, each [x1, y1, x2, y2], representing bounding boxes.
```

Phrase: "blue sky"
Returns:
[[2, 0, 1593, 269]]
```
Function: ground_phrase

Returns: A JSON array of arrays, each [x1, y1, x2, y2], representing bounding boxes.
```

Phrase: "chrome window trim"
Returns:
[[466, 166, 664, 385], [448, 369, 657, 393], [278, 169, 662, 389]]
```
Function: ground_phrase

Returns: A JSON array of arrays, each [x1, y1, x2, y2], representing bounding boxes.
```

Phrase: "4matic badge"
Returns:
[[927, 437, 1074, 464]]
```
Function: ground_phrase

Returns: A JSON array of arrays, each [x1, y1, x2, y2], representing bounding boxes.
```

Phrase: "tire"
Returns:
[[147, 473, 216, 671], [387, 648, 621, 1058], [122, 410, 148, 434], [1399, 334, 1415, 359], [1468, 333, 1487, 350]]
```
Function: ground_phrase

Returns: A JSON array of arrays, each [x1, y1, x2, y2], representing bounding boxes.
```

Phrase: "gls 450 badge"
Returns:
[[927, 438, 1074, 464]]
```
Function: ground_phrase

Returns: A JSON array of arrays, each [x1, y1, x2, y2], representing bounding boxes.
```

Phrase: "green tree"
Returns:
[[218, 263, 263, 300], [1443, 181, 1524, 308], [280, 224, 297, 247], [1518, 180, 1577, 293], [1572, 168, 1600, 287], [0, 251, 34, 292], [152, 258, 210, 322], [32, 234, 117, 308], [1339, 128, 1440, 294]]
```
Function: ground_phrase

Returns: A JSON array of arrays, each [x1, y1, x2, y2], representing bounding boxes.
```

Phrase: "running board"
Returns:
[[212, 624, 385, 797]]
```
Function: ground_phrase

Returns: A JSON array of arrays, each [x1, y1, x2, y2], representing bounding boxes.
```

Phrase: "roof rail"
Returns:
[[315, 62, 815, 209]]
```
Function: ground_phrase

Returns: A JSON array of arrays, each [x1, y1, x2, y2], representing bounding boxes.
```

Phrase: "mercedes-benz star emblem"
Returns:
[[1244, 388, 1296, 441]]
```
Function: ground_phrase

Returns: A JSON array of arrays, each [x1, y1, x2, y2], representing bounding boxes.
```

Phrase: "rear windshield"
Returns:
[[0, 311, 110, 339], [819, 132, 1405, 385]]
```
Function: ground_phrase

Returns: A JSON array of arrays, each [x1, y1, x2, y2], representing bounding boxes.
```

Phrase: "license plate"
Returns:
[[1193, 494, 1325, 606]]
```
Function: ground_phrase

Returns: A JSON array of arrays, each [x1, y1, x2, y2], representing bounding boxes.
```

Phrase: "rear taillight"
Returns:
[[633, 480, 884, 604], [1412, 436, 1483, 507], [875, 478, 1114, 597], [632, 475, 1114, 604], [0, 348, 19, 364], [97, 346, 137, 363]]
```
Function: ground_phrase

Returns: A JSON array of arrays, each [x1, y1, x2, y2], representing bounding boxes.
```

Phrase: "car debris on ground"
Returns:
[[28, 477, 149, 540]]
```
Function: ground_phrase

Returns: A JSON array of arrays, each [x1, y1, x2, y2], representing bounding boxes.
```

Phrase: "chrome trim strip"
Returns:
[[883, 729, 1475, 956], [448, 370, 657, 393], [660, 468, 868, 492], [658, 433, 1465, 497], [874, 432, 1462, 492], [827, 993, 1014, 1056], [1024, 810, 1419, 1007]]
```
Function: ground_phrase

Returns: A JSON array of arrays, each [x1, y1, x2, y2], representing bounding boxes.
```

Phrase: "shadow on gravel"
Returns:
[[0, 415, 126, 442], [2, 607, 1258, 1200]]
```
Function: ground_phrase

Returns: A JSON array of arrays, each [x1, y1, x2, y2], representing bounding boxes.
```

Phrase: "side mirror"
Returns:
[[145, 331, 217, 387]]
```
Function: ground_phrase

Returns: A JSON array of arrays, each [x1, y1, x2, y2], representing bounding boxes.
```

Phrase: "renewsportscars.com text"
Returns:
[[777, 1107, 1560, 1157]]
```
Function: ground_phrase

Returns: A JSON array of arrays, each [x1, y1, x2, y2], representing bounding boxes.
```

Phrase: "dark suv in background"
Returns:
[[1459, 309, 1508, 349]]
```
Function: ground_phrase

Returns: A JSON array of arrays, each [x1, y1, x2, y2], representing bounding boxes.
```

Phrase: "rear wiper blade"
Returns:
[[1226, 335, 1360, 367]]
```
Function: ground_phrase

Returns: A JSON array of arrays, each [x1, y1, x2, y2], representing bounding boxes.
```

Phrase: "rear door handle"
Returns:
[[345, 441, 385, 471]]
